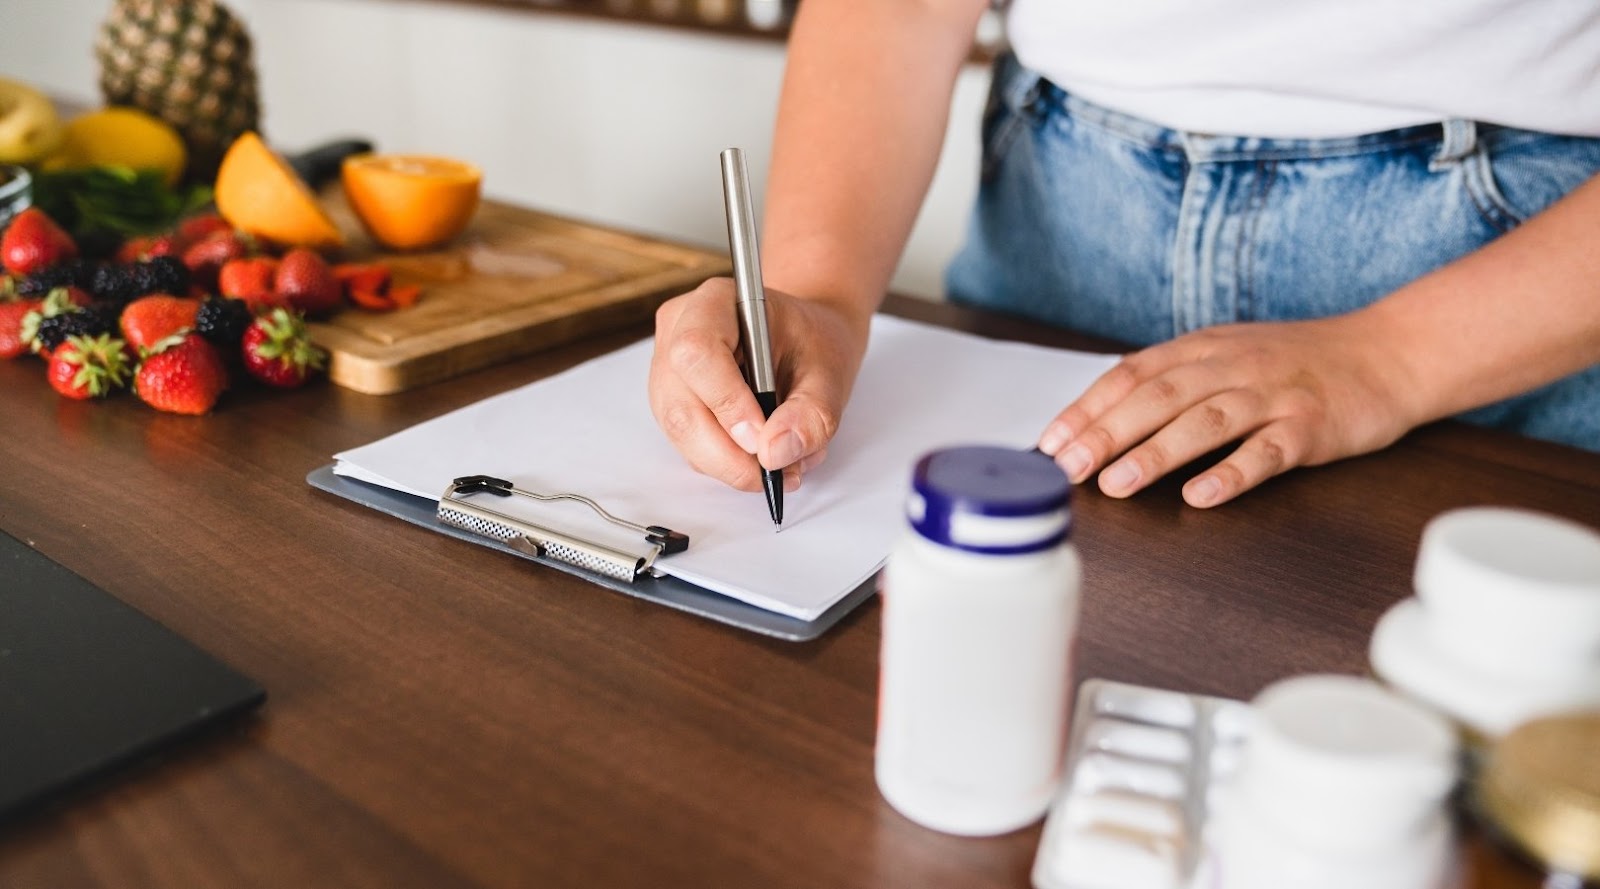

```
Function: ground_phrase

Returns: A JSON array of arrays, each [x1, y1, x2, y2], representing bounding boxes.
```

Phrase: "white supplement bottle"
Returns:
[[1206, 675, 1459, 889], [875, 445, 1080, 836], [1370, 507, 1600, 741]]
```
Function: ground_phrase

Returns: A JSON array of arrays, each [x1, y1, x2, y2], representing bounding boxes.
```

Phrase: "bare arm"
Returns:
[[761, 0, 989, 315], [1372, 173, 1600, 418], [650, 0, 988, 490], [1040, 172, 1600, 507]]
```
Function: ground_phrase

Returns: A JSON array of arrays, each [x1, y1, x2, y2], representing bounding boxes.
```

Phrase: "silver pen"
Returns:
[[719, 147, 783, 527]]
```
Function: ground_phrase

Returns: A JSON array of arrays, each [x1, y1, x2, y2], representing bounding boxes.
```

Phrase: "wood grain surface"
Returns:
[[310, 196, 729, 395], [1, 295, 1590, 889]]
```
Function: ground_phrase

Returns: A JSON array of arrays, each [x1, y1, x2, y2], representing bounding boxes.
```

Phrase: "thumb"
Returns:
[[759, 392, 840, 472]]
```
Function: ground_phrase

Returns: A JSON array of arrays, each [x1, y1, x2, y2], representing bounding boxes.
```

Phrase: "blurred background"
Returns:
[[0, 0, 1001, 299]]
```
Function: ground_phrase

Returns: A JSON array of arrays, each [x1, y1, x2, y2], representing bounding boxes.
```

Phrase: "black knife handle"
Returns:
[[287, 138, 374, 191]]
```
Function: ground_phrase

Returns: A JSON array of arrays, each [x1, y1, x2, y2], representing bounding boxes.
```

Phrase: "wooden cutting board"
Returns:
[[307, 193, 730, 394]]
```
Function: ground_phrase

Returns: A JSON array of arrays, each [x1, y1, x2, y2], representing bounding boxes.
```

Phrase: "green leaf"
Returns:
[[29, 166, 212, 253]]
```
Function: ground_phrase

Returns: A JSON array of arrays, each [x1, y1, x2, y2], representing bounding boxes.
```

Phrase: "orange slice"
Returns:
[[341, 154, 481, 251], [214, 131, 344, 250]]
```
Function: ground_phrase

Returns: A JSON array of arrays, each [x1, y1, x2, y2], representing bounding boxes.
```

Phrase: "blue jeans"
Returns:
[[947, 53, 1600, 452]]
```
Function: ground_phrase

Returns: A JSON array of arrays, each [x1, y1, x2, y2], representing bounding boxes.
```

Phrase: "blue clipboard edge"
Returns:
[[306, 465, 877, 642]]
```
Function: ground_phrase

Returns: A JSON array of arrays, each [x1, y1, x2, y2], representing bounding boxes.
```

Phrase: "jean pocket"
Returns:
[[1461, 130, 1600, 233]]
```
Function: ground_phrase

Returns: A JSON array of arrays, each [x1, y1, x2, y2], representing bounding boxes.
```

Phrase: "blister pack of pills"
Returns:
[[1031, 679, 1254, 889]]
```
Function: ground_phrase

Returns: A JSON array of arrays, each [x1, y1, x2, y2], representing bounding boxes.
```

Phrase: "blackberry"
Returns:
[[91, 263, 142, 306], [34, 303, 118, 353], [141, 256, 190, 296], [194, 296, 253, 349], [17, 258, 99, 296], [92, 257, 195, 305]]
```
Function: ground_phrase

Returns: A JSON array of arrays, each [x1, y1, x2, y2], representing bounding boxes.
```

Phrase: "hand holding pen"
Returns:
[[645, 157, 874, 509]]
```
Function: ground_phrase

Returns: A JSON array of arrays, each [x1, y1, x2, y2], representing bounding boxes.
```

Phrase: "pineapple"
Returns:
[[95, 0, 261, 184]]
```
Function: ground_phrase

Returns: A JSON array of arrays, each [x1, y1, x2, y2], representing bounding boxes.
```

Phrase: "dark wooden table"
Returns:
[[1, 294, 1588, 888]]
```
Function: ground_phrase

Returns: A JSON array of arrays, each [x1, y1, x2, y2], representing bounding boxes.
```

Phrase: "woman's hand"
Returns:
[[1037, 312, 1421, 507], [649, 278, 871, 492]]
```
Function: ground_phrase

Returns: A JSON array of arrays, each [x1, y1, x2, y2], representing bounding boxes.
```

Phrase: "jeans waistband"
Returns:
[[996, 52, 1486, 165]]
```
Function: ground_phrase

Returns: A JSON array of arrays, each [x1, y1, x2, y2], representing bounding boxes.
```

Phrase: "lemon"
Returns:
[[48, 106, 187, 185]]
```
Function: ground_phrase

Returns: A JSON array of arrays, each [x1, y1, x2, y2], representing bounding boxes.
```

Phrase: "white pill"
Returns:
[[1094, 685, 1197, 727], [1084, 718, 1193, 763], [1075, 751, 1188, 799], [1068, 789, 1188, 838], [1046, 823, 1183, 889]]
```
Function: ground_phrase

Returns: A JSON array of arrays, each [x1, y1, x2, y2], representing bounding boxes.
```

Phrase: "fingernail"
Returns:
[[1059, 443, 1092, 481], [768, 432, 803, 469], [729, 421, 758, 454], [1100, 460, 1141, 495], [1038, 423, 1072, 455], [783, 468, 801, 493], [1188, 475, 1222, 507]]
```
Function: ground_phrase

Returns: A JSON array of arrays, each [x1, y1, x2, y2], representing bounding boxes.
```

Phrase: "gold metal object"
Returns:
[[1475, 712, 1600, 881]]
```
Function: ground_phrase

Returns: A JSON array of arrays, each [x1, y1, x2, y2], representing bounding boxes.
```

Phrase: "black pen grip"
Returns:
[[755, 390, 783, 525], [755, 390, 778, 419]]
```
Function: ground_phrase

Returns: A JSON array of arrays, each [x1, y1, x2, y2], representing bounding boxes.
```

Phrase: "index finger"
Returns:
[[655, 279, 772, 450]]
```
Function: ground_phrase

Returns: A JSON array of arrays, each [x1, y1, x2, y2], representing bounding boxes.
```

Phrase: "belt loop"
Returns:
[[1431, 119, 1478, 170], [999, 53, 1044, 115]]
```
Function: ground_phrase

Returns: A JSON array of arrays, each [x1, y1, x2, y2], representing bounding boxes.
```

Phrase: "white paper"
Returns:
[[334, 314, 1120, 620]]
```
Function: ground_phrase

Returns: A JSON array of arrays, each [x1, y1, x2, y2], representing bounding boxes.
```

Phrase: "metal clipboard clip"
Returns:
[[437, 475, 690, 583]]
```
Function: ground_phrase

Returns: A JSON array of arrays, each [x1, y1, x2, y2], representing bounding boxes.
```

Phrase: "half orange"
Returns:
[[341, 154, 482, 251], [214, 132, 343, 250]]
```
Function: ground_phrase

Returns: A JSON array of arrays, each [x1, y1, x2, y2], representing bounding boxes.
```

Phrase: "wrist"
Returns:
[[1338, 301, 1440, 432], [764, 269, 879, 332]]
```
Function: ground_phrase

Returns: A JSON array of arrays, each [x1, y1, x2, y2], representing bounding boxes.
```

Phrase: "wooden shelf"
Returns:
[[422, 0, 1003, 61], [429, 0, 797, 41]]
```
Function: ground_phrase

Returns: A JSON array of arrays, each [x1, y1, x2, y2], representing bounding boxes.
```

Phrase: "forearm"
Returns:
[[761, 0, 986, 323], [1366, 173, 1600, 424]]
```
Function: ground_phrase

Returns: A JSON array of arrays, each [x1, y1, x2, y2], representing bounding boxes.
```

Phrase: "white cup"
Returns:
[[1414, 508, 1600, 676]]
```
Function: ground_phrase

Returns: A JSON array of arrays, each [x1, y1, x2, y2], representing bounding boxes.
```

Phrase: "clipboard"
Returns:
[[306, 465, 878, 641]]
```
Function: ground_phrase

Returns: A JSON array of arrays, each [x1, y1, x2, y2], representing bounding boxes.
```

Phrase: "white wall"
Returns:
[[0, 0, 989, 300]]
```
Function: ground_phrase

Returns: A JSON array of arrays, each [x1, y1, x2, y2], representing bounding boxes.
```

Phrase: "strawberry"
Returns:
[[273, 248, 341, 316], [176, 212, 232, 246], [18, 287, 100, 357], [2, 208, 79, 276], [59, 285, 94, 308], [116, 234, 180, 263], [0, 298, 43, 359], [120, 295, 202, 351], [134, 332, 228, 415], [241, 308, 326, 388], [47, 333, 133, 400], [182, 230, 253, 289], [218, 257, 280, 308]]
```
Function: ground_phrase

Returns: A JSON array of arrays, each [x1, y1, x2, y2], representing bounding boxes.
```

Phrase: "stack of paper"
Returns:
[[334, 314, 1119, 621]]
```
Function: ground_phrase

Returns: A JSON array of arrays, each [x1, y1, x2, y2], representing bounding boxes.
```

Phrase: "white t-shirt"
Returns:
[[1006, 0, 1600, 138]]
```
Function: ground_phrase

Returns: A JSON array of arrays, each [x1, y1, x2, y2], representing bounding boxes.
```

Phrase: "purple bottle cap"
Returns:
[[908, 446, 1072, 555]]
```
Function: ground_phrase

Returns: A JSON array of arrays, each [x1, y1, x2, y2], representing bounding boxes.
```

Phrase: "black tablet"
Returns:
[[0, 529, 266, 822]]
